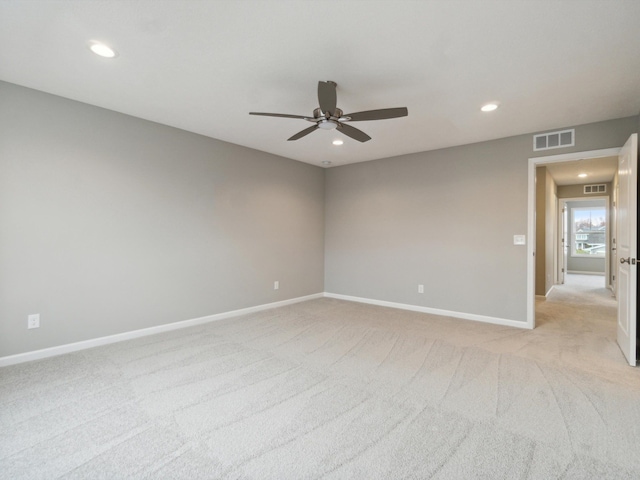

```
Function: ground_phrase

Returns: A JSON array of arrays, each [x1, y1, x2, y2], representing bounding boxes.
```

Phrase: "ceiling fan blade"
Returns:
[[317, 81, 337, 115], [337, 123, 371, 143], [288, 125, 319, 141], [343, 107, 408, 122], [250, 112, 309, 120]]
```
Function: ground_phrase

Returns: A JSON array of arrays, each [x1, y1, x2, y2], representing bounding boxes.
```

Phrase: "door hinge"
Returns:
[[561, 268, 564, 273]]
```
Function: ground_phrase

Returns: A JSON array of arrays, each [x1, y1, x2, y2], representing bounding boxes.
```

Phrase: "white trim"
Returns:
[[0, 293, 324, 367], [552, 194, 559, 285], [528, 147, 621, 329], [559, 196, 609, 285], [527, 162, 536, 329], [530, 148, 620, 165], [324, 292, 530, 330], [557, 197, 565, 286]]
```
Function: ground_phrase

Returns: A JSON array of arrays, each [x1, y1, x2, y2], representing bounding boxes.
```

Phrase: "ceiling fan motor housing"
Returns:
[[314, 107, 343, 119]]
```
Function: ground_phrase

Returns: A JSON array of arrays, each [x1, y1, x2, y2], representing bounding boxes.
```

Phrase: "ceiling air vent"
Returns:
[[584, 184, 606, 194], [533, 129, 575, 151]]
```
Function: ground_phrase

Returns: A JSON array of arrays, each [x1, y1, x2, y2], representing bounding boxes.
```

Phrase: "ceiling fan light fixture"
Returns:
[[481, 103, 499, 112], [318, 120, 338, 130], [89, 42, 117, 58]]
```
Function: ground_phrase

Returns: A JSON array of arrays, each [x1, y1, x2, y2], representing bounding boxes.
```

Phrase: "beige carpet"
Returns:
[[2, 280, 640, 479]]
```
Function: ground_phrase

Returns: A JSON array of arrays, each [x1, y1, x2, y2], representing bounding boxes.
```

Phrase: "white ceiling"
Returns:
[[1, 1, 640, 168], [545, 156, 618, 186]]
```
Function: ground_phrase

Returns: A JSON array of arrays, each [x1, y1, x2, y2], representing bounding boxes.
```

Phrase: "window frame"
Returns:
[[570, 206, 606, 258]]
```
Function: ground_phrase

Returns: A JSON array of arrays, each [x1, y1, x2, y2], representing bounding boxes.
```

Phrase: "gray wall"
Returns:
[[1, 80, 637, 357], [0, 82, 325, 357], [325, 117, 637, 323]]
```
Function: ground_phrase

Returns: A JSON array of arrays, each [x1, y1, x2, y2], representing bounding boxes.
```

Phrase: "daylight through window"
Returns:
[[571, 206, 606, 257]]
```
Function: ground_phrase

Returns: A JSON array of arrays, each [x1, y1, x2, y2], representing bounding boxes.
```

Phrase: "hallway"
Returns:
[[546, 273, 615, 308], [534, 273, 636, 385]]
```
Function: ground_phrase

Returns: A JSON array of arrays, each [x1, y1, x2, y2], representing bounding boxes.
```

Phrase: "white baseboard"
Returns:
[[324, 293, 530, 330], [535, 285, 556, 300], [535, 286, 554, 300], [0, 293, 324, 367], [1, 292, 530, 367], [566, 271, 605, 276]]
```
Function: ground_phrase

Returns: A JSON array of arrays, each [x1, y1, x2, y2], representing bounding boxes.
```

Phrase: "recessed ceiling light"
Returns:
[[322, 161, 332, 166], [578, 173, 588, 178], [332, 139, 344, 146], [481, 103, 499, 112], [89, 42, 116, 58]]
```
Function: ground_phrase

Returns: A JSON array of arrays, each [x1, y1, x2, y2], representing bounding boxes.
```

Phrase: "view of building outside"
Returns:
[[572, 206, 606, 256]]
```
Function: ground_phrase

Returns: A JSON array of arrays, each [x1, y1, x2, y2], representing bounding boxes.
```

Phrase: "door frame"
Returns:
[[556, 197, 566, 285], [553, 194, 560, 285], [527, 147, 621, 328], [557, 196, 610, 283]]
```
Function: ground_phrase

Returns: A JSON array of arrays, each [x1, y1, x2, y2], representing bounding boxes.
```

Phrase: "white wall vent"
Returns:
[[583, 184, 606, 194], [533, 129, 575, 151]]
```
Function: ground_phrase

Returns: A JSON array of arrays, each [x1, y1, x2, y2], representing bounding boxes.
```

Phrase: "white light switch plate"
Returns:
[[513, 235, 526, 245]]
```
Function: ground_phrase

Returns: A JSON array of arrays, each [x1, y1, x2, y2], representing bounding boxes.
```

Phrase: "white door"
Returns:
[[616, 133, 637, 366]]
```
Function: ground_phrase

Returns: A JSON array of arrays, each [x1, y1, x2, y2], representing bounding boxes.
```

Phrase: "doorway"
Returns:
[[526, 147, 621, 329], [557, 196, 609, 290], [527, 138, 637, 367]]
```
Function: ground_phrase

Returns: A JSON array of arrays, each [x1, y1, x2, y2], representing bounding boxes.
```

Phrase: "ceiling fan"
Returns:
[[250, 81, 408, 142]]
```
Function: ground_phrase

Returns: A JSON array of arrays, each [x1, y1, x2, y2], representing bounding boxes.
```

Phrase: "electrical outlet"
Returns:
[[274, 280, 279, 290], [28, 314, 40, 329], [418, 284, 424, 294]]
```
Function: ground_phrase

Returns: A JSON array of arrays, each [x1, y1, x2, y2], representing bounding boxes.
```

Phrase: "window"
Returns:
[[571, 206, 606, 257]]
